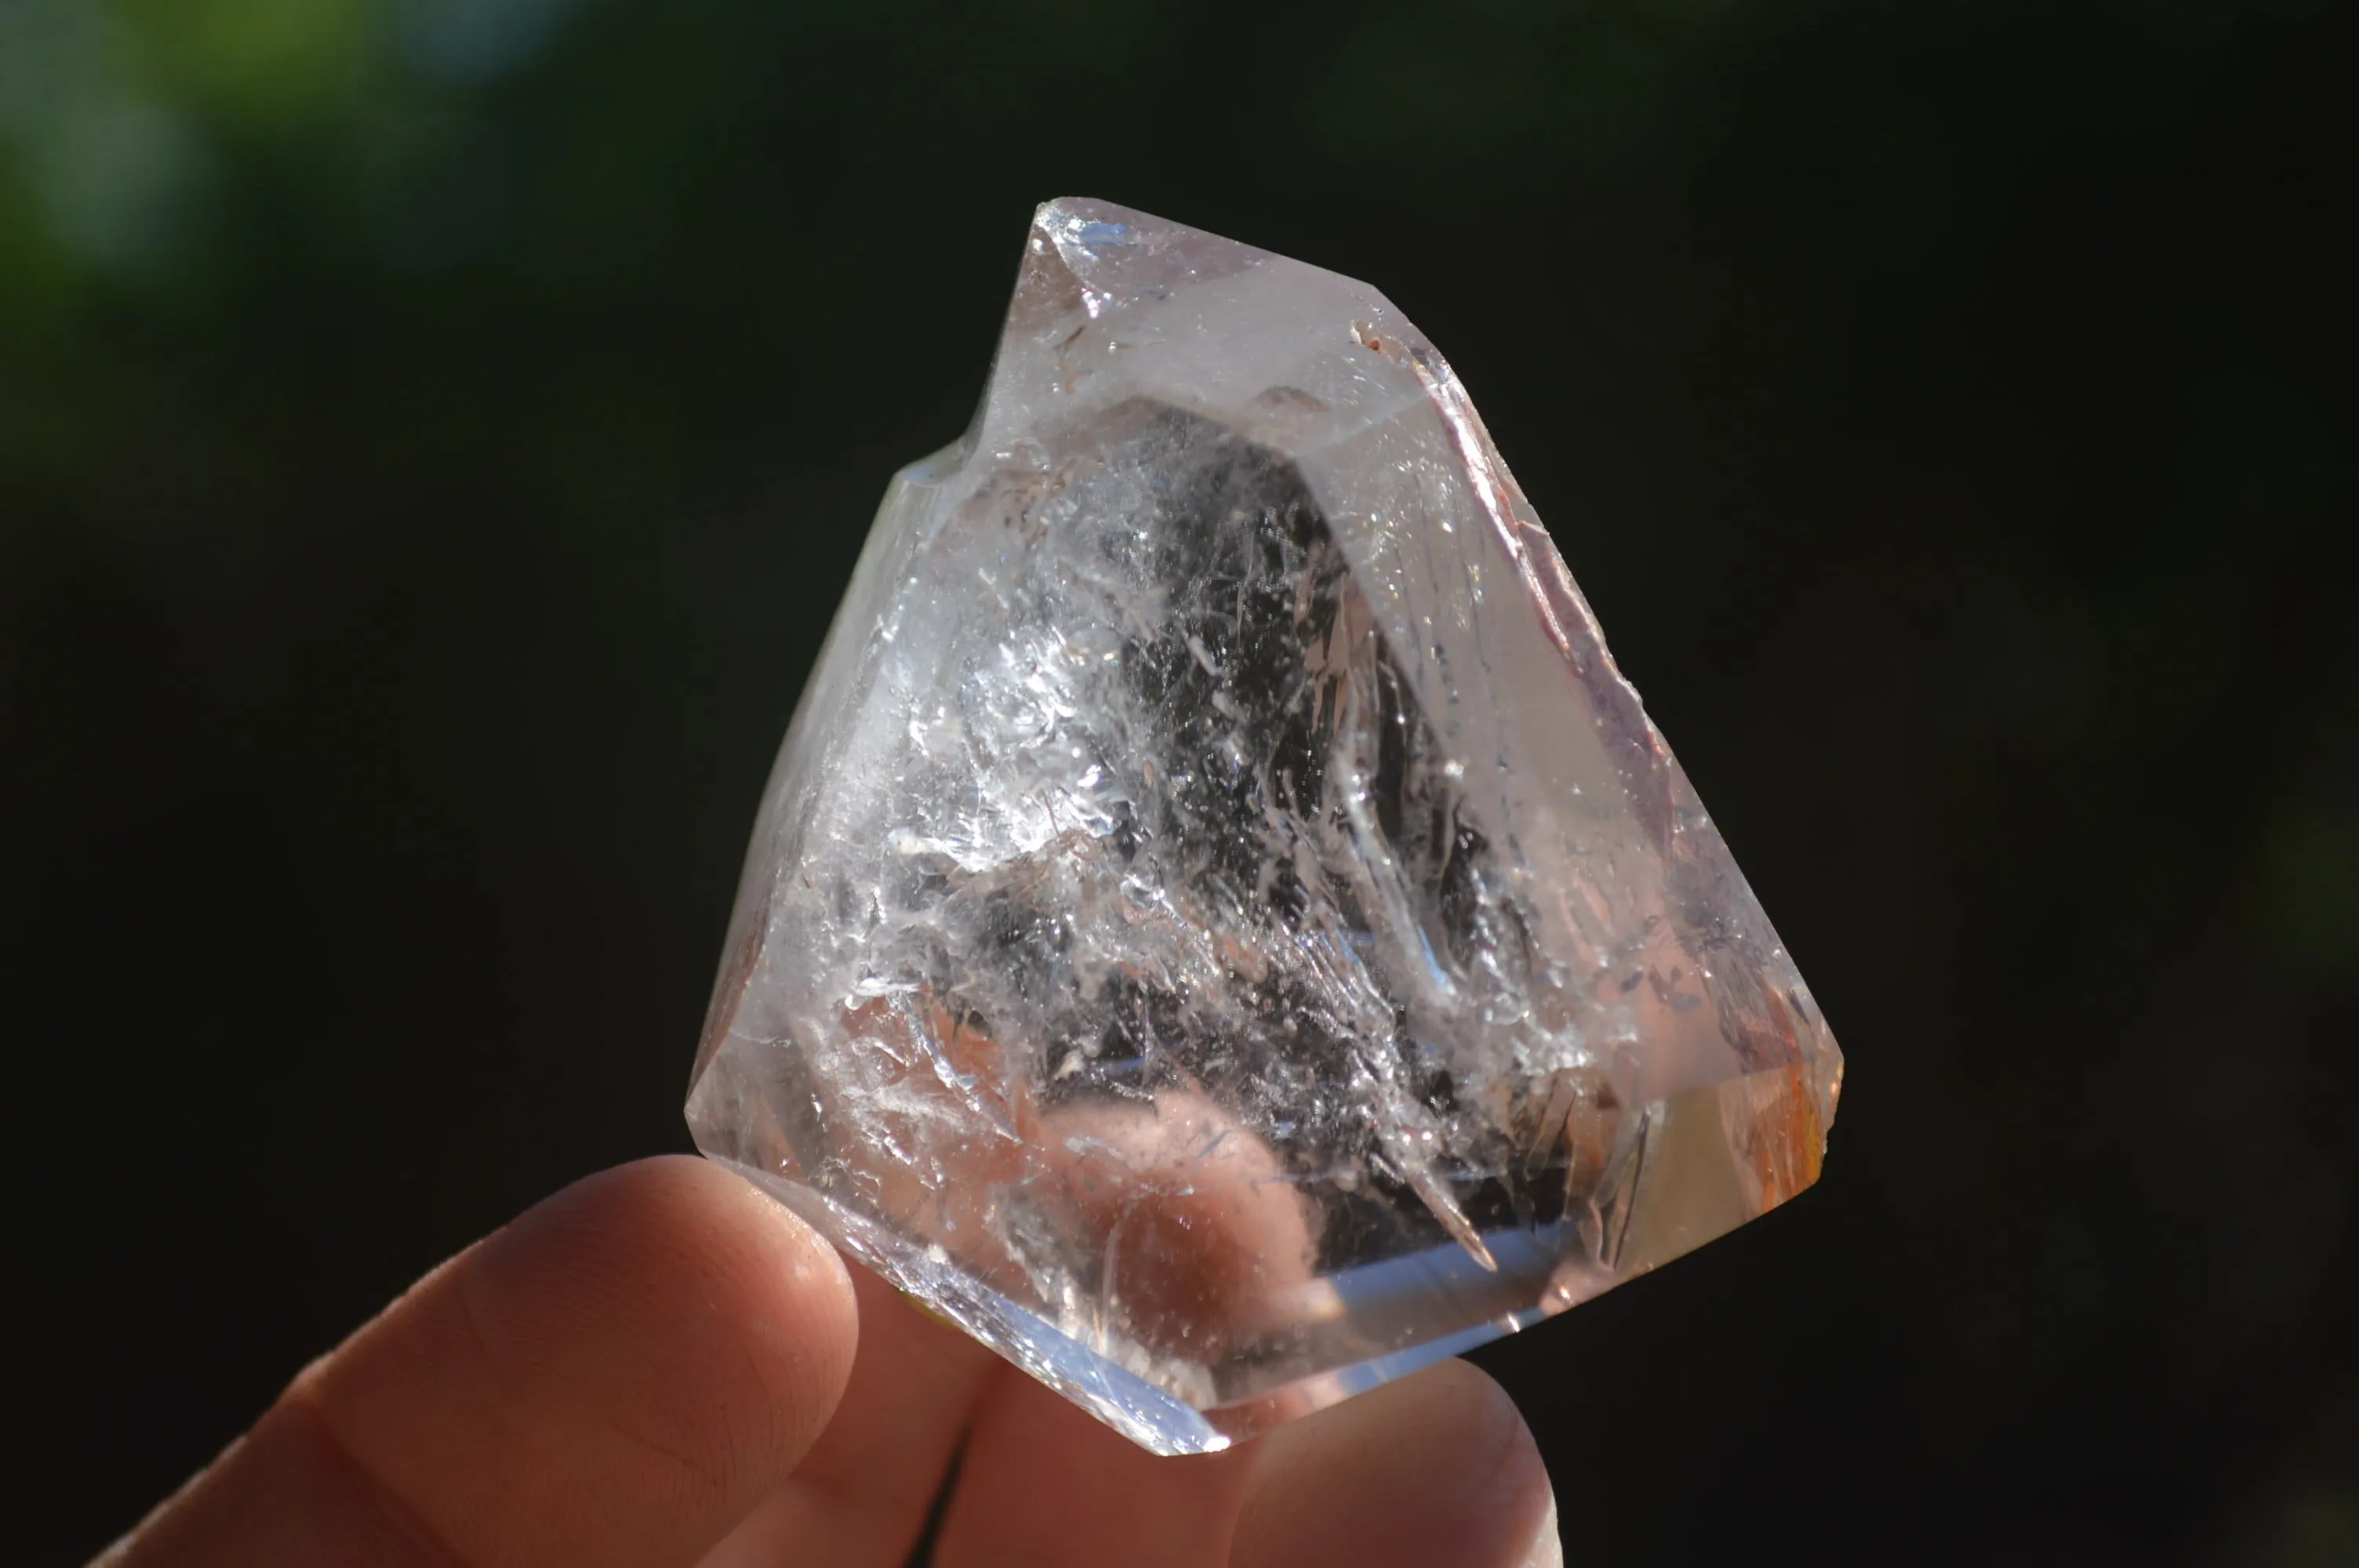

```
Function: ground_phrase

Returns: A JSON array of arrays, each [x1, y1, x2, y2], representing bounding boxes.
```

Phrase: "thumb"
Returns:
[[101, 1157, 859, 1568]]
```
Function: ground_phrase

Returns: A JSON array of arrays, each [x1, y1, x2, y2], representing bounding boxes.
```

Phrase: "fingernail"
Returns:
[[1518, 1494, 1563, 1568]]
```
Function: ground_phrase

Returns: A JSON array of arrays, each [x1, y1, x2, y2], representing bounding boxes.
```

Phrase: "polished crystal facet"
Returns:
[[686, 198, 1842, 1454]]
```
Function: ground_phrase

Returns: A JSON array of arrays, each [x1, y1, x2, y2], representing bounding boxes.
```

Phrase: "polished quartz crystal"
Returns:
[[685, 198, 1842, 1454]]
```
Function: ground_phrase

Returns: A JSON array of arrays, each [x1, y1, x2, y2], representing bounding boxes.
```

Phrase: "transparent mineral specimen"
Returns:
[[686, 198, 1842, 1454]]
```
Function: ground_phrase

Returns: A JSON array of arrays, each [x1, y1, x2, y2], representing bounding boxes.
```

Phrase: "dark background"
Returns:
[[7, 0, 2355, 1561]]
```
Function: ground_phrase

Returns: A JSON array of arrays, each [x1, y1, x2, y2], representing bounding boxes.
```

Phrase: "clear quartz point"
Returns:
[[686, 198, 1842, 1454]]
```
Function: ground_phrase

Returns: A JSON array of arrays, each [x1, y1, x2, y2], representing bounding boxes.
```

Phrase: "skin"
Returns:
[[96, 1156, 1561, 1568]]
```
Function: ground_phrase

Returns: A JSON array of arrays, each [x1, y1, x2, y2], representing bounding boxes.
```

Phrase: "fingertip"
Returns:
[[1233, 1360, 1557, 1568], [300, 1156, 860, 1567], [467, 1156, 860, 1489]]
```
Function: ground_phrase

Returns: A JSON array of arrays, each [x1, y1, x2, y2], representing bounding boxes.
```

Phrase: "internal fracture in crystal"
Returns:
[[686, 198, 1842, 1454]]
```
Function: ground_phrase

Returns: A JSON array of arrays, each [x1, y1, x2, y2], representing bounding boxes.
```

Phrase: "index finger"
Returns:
[[102, 1157, 860, 1568]]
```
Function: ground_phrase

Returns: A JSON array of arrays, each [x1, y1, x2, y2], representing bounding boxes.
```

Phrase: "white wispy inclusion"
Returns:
[[687, 199, 1842, 1454]]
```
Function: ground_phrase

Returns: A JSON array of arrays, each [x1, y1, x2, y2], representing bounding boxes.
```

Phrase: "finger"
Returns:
[[708, 1084, 1317, 1568], [1230, 1359, 1560, 1568], [930, 1364, 1260, 1568], [700, 1262, 998, 1568], [106, 1157, 860, 1568], [1030, 1092, 1326, 1367]]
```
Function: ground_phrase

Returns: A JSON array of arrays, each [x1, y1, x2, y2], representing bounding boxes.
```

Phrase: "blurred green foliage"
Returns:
[[6, 1, 2354, 1563]]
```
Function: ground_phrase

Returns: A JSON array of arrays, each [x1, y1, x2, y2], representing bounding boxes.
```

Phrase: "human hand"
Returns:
[[97, 1157, 1561, 1567]]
